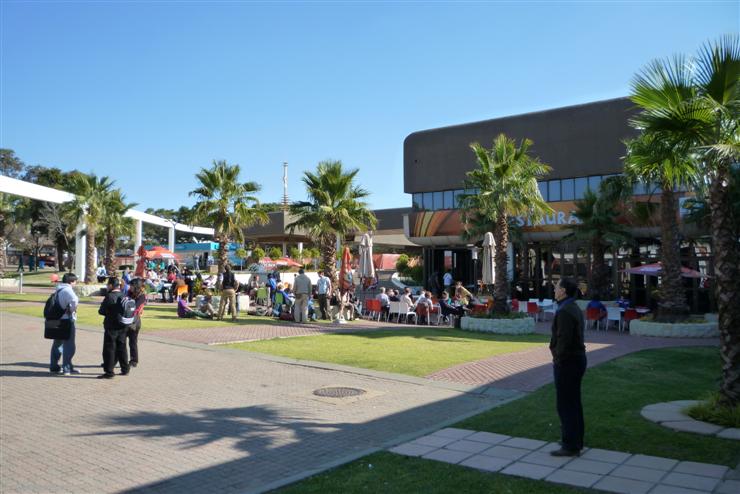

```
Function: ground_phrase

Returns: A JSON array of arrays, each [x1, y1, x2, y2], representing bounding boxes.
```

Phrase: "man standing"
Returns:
[[316, 271, 331, 320], [443, 270, 453, 297], [218, 264, 239, 321], [49, 273, 79, 375], [549, 277, 587, 457], [293, 268, 311, 323], [98, 277, 130, 379]]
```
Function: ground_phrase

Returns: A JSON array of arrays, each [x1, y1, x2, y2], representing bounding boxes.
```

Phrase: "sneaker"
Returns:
[[70, 368, 81, 374], [50, 368, 62, 374], [120, 370, 129, 376], [62, 370, 71, 376], [97, 373, 114, 379], [129, 361, 138, 368]]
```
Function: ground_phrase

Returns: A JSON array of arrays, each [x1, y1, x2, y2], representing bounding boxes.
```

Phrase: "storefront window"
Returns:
[[548, 180, 561, 202], [588, 175, 602, 192], [574, 177, 588, 199], [538, 181, 548, 201], [443, 190, 454, 209], [433, 191, 443, 210], [412, 193, 422, 210], [561, 178, 575, 200], [453, 189, 465, 209], [423, 192, 433, 210]]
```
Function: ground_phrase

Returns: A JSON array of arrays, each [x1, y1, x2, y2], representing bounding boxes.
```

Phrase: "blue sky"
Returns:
[[1, 1, 737, 214]]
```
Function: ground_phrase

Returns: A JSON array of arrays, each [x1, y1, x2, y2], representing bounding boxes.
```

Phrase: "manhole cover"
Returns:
[[313, 387, 366, 398]]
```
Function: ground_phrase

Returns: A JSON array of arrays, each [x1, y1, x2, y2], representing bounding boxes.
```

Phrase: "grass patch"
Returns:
[[226, 329, 548, 377], [2, 269, 63, 286], [0, 292, 54, 303], [275, 451, 585, 494], [687, 393, 740, 428], [456, 346, 739, 466]]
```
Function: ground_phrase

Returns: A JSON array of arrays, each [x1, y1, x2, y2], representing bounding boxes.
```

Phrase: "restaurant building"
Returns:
[[402, 97, 714, 311]]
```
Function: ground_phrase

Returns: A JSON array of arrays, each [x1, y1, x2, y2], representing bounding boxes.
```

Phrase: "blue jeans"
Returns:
[[50, 320, 76, 372]]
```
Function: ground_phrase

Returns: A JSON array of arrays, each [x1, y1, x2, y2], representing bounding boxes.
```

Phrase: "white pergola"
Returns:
[[0, 175, 214, 277]]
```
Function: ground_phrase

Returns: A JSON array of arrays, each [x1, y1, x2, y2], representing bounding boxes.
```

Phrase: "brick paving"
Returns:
[[390, 428, 736, 493], [0, 311, 509, 494], [426, 323, 717, 391]]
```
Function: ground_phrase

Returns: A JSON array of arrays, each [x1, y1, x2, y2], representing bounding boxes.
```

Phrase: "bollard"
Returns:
[[18, 271, 23, 294]]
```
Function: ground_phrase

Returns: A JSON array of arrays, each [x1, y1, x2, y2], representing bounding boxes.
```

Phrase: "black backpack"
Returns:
[[117, 296, 137, 326], [44, 292, 66, 320]]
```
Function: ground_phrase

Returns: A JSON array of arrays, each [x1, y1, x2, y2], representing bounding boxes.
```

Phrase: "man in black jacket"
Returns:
[[549, 277, 587, 457], [98, 277, 130, 379]]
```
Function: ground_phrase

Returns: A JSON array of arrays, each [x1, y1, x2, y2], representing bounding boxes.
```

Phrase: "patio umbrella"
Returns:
[[274, 257, 303, 268], [482, 232, 496, 285], [623, 262, 706, 279], [134, 245, 147, 277], [339, 246, 352, 291], [145, 246, 179, 260], [358, 232, 375, 288]]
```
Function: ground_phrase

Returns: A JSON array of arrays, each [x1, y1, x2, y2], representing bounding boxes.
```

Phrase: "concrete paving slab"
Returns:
[[545, 469, 602, 488], [623, 454, 678, 471], [564, 458, 619, 475], [412, 435, 459, 448], [649, 486, 710, 494], [592, 475, 654, 494], [716, 428, 740, 440], [580, 448, 632, 464], [499, 437, 547, 450], [520, 451, 576, 468], [500, 461, 556, 480], [444, 439, 494, 454], [389, 443, 438, 457], [464, 431, 510, 445], [663, 420, 723, 435], [610, 464, 667, 483], [660, 472, 720, 491], [673, 460, 729, 478], [459, 454, 512, 473], [716, 479, 740, 494], [422, 449, 473, 465], [480, 445, 531, 460], [430, 427, 476, 440]]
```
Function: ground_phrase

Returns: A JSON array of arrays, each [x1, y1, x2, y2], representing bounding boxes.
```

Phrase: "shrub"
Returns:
[[251, 247, 265, 262], [268, 247, 282, 259], [687, 393, 740, 428], [396, 254, 410, 273], [289, 247, 301, 259]]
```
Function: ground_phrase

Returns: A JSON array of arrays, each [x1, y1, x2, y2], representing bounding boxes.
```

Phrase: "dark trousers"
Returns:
[[127, 328, 139, 363], [554, 354, 587, 451], [102, 329, 129, 375], [318, 294, 329, 320]]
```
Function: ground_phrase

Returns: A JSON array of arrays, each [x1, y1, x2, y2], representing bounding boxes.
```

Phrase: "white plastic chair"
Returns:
[[606, 307, 622, 331], [389, 301, 403, 322]]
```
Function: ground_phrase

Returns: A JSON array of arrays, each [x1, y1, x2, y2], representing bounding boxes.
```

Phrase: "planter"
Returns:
[[73, 284, 106, 297], [0, 278, 19, 288], [460, 316, 535, 335], [630, 320, 718, 338]]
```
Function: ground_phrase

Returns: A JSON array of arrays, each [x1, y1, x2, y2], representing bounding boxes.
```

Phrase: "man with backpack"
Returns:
[[98, 277, 134, 379], [48, 273, 79, 375], [218, 264, 239, 321]]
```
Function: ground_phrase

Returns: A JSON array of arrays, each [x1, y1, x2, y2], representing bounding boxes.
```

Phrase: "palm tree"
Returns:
[[100, 190, 136, 275], [630, 36, 740, 405], [563, 184, 633, 299], [189, 160, 269, 275], [459, 134, 552, 313], [624, 132, 701, 321], [69, 174, 114, 283], [287, 160, 377, 283]]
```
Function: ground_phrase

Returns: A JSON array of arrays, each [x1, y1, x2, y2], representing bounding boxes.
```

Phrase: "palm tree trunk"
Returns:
[[656, 187, 688, 322], [321, 233, 337, 285], [709, 163, 740, 407], [85, 223, 96, 283], [105, 229, 116, 275], [493, 213, 510, 313], [0, 236, 7, 276], [520, 242, 530, 300], [590, 240, 607, 299], [217, 236, 227, 275]]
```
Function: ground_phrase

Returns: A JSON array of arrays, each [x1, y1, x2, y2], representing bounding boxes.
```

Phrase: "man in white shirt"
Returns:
[[377, 287, 390, 320], [316, 271, 332, 320], [443, 270, 453, 296], [293, 268, 312, 323], [50, 273, 80, 376]]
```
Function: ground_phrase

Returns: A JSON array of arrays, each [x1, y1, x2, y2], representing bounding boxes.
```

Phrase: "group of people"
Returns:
[[374, 279, 481, 324], [48, 273, 146, 379]]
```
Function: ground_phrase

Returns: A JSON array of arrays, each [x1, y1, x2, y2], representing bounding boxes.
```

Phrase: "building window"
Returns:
[[561, 178, 575, 201], [588, 175, 602, 192], [443, 190, 454, 209], [538, 181, 548, 201], [453, 189, 465, 209], [433, 191, 443, 210], [548, 180, 561, 202], [412, 193, 422, 210], [574, 177, 588, 199], [423, 192, 433, 210]]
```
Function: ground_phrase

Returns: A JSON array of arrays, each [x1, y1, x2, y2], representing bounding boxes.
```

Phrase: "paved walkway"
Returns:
[[426, 326, 717, 391], [0, 311, 512, 494], [389, 427, 738, 494]]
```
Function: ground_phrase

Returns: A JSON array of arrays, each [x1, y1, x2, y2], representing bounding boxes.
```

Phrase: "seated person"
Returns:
[[340, 290, 356, 320], [272, 283, 293, 316], [329, 288, 342, 319], [377, 287, 391, 319], [388, 289, 400, 302], [400, 287, 415, 312], [177, 296, 211, 319], [586, 296, 607, 320], [439, 291, 466, 320], [414, 291, 433, 323], [454, 281, 477, 308], [307, 297, 317, 321], [201, 290, 217, 318], [96, 265, 108, 283], [617, 293, 631, 309]]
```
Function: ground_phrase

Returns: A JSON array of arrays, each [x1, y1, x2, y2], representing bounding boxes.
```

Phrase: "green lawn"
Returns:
[[0, 292, 55, 303], [275, 452, 586, 494], [456, 346, 739, 466], [227, 329, 548, 377], [3, 269, 63, 286]]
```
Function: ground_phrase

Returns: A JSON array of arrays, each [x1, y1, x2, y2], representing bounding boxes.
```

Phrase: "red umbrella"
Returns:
[[145, 246, 179, 260], [339, 246, 352, 291], [623, 262, 706, 279], [134, 245, 147, 277], [274, 257, 303, 267]]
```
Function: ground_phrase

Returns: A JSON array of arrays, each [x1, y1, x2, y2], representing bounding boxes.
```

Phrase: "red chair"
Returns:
[[526, 301, 539, 320], [585, 307, 604, 330], [622, 308, 640, 331], [415, 304, 431, 325], [364, 299, 380, 320], [511, 299, 520, 311]]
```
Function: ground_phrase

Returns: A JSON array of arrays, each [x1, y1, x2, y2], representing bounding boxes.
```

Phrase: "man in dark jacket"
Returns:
[[549, 277, 587, 457], [98, 277, 130, 379]]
